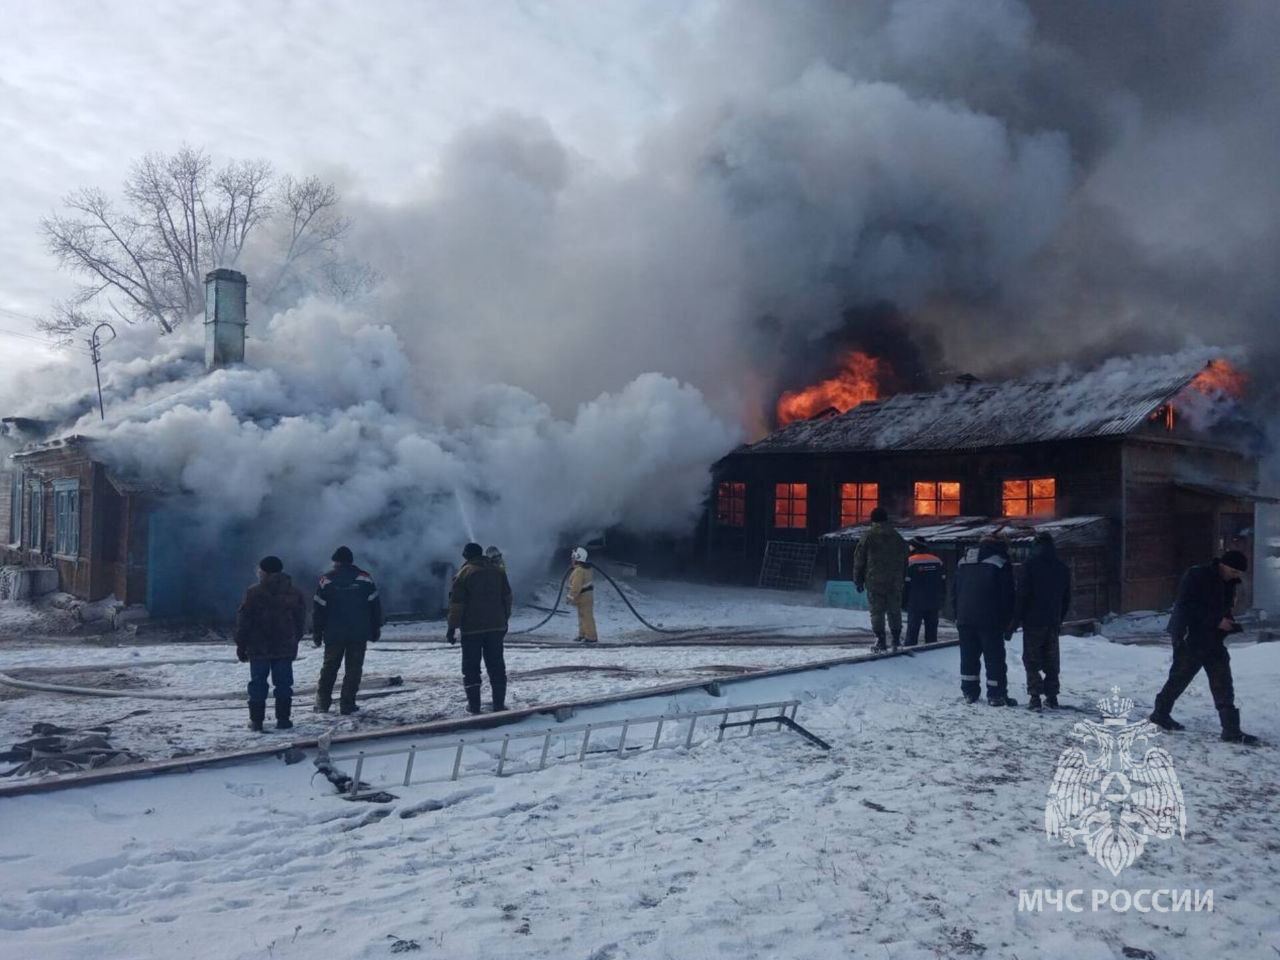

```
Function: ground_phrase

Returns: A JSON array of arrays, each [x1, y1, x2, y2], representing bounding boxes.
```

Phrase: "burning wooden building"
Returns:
[[707, 355, 1273, 619]]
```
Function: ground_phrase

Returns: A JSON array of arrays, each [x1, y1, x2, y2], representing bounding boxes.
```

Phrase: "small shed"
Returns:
[[822, 515, 1113, 622]]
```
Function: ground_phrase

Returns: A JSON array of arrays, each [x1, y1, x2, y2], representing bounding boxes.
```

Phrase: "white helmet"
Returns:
[[571, 547, 589, 563]]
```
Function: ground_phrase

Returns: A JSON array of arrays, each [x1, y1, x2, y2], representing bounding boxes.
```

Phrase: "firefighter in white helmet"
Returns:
[[567, 547, 598, 643]]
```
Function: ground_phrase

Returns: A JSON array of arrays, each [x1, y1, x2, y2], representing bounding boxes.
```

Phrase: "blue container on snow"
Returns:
[[824, 580, 868, 610]]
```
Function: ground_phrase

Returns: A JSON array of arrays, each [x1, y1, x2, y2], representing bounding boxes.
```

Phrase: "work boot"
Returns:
[[1149, 711, 1185, 732], [248, 701, 266, 733], [465, 685, 482, 715], [988, 695, 1018, 707], [1219, 707, 1260, 745], [275, 699, 293, 731], [1028, 695, 1043, 712], [890, 633, 901, 651], [573, 636, 587, 643], [872, 633, 888, 653], [314, 695, 331, 713], [339, 702, 359, 716], [964, 693, 980, 704], [1045, 695, 1059, 709], [491, 679, 507, 713]]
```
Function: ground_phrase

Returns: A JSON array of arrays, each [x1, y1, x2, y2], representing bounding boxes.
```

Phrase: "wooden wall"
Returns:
[[709, 438, 1126, 589], [1, 447, 147, 605], [1121, 438, 1259, 611]]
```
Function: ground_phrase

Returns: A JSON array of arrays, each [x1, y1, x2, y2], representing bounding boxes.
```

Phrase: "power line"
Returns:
[[0, 326, 93, 357]]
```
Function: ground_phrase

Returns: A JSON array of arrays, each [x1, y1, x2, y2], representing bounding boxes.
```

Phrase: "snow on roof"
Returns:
[[743, 355, 1217, 454], [821, 514, 1110, 546]]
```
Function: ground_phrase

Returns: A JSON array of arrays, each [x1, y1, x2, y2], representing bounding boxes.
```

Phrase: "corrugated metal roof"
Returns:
[[744, 357, 1214, 454], [822, 515, 1111, 547]]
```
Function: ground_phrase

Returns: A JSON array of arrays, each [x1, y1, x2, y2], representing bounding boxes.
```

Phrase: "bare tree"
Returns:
[[41, 146, 369, 339]]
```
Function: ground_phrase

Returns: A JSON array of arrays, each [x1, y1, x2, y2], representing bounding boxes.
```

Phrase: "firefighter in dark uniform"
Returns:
[[902, 539, 945, 647], [447, 542, 514, 714], [312, 546, 383, 715], [1016, 532, 1072, 711], [1150, 549, 1258, 744], [953, 534, 1017, 706]]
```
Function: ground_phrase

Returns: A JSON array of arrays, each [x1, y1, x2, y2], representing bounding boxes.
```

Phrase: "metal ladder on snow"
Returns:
[[326, 699, 830, 799]]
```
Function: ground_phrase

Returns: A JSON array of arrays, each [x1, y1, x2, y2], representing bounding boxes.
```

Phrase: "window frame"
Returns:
[[7, 466, 22, 547], [838, 482, 880, 527], [27, 480, 43, 551], [1002, 477, 1057, 519], [53, 477, 80, 559], [715, 481, 747, 528], [773, 482, 809, 530], [913, 480, 962, 518]]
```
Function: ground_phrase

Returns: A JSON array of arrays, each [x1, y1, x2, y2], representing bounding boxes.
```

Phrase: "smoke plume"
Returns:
[[5, 0, 1279, 610]]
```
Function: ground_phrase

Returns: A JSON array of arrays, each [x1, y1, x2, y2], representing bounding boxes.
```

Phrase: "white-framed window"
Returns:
[[27, 481, 43, 551], [53, 478, 80, 558], [7, 467, 22, 546]]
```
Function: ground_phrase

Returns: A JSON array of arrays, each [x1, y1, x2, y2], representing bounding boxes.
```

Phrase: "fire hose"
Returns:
[[513, 564, 687, 635]]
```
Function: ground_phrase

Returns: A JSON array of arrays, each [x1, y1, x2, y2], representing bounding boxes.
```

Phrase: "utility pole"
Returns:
[[88, 322, 116, 420]]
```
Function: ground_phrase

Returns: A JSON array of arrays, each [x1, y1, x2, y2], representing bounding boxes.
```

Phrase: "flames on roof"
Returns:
[[745, 355, 1249, 455]]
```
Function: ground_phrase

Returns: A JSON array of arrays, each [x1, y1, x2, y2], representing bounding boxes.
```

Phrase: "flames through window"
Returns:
[[914, 481, 961, 517], [839, 482, 879, 526], [1003, 478, 1056, 518], [774, 483, 808, 529]]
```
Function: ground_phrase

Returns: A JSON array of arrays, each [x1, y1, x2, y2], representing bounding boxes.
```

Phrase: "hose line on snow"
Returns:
[[513, 564, 686, 636]]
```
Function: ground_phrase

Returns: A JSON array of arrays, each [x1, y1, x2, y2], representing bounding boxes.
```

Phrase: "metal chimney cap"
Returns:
[[205, 268, 248, 284]]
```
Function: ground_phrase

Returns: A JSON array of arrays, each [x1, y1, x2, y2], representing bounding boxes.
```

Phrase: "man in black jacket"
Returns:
[[313, 546, 383, 715], [447, 542, 514, 714], [1150, 550, 1258, 744], [234, 555, 307, 732], [1016, 532, 1072, 711], [902, 539, 945, 647], [953, 535, 1017, 706]]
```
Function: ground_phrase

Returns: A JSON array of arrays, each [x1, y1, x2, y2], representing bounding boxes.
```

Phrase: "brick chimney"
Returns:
[[204, 268, 248, 370]]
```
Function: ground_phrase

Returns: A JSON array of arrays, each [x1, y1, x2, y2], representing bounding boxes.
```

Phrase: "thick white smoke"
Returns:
[[3, 302, 739, 609]]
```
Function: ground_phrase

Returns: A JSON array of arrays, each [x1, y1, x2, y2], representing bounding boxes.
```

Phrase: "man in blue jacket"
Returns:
[[313, 546, 384, 715], [953, 535, 1017, 706]]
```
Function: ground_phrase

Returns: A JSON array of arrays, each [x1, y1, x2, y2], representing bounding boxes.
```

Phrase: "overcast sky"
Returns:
[[3, 1, 1277, 402], [0, 0, 692, 372]]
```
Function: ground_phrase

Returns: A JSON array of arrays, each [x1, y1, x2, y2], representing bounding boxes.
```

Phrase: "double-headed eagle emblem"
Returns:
[[1045, 687, 1186, 876]]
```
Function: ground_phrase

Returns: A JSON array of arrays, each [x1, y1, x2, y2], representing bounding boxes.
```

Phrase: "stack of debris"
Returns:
[[0, 722, 145, 777]]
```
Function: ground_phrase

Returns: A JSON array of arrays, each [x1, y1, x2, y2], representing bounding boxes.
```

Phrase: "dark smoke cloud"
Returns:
[[346, 0, 1278, 430]]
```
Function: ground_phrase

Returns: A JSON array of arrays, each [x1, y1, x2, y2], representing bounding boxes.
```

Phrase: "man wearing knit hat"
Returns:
[[1150, 549, 1258, 744], [447, 542, 513, 714], [313, 546, 384, 715], [234, 555, 307, 732]]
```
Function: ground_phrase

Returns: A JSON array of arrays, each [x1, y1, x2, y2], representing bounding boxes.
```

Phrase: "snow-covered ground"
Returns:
[[0, 580, 895, 767], [2, 630, 1278, 959]]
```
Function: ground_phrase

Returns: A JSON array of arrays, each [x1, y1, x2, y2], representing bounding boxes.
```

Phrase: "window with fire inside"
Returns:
[[774, 483, 808, 529], [839, 482, 878, 527], [913, 481, 961, 517], [1002, 478, 1056, 518]]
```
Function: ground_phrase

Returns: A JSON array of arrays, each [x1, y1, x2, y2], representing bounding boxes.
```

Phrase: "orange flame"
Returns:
[[777, 350, 884, 425], [1190, 358, 1248, 398]]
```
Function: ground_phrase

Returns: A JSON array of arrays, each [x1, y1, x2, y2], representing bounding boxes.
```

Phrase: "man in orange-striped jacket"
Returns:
[[903, 539, 946, 647]]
